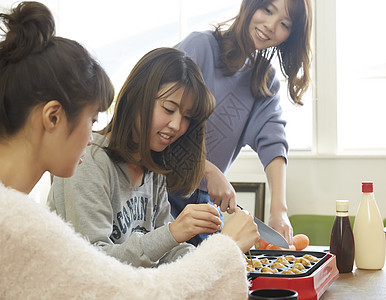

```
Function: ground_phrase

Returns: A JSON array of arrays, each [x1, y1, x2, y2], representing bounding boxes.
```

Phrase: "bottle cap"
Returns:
[[336, 200, 349, 212], [362, 181, 373, 193]]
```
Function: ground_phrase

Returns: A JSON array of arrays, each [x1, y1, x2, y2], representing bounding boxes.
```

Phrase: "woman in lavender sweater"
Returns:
[[170, 0, 313, 246]]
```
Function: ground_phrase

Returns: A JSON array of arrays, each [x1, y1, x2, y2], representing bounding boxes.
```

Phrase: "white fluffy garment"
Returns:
[[0, 182, 249, 299]]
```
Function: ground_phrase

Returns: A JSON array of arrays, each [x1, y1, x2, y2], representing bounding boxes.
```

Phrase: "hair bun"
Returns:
[[0, 1, 55, 63]]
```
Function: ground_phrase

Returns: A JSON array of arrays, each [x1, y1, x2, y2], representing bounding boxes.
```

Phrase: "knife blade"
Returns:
[[237, 204, 289, 249]]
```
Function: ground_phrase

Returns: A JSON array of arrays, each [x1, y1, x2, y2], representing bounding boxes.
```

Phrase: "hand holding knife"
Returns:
[[237, 204, 289, 249]]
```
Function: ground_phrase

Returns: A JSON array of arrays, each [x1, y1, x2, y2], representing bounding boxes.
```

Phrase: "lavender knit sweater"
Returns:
[[175, 31, 288, 190]]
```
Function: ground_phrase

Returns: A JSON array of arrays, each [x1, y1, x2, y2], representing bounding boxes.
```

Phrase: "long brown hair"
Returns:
[[214, 0, 312, 105], [100, 48, 215, 196], [0, 2, 114, 138]]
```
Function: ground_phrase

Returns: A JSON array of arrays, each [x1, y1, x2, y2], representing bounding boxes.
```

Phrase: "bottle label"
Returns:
[[336, 211, 348, 217]]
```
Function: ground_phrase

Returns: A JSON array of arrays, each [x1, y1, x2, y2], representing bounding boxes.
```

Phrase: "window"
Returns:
[[277, 60, 313, 151], [336, 0, 386, 152], [314, 0, 386, 156], [55, 0, 181, 96]]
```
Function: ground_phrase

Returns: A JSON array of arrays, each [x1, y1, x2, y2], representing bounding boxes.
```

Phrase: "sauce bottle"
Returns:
[[330, 200, 355, 273], [353, 181, 385, 270]]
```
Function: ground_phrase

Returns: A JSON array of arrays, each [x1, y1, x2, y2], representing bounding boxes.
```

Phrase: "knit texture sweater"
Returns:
[[0, 181, 249, 299], [175, 31, 288, 190]]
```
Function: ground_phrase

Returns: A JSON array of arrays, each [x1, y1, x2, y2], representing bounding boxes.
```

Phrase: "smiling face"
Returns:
[[149, 83, 193, 152], [249, 0, 292, 50]]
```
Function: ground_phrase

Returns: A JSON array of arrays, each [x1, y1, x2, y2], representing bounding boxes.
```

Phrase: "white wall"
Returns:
[[226, 153, 386, 220], [287, 156, 386, 218]]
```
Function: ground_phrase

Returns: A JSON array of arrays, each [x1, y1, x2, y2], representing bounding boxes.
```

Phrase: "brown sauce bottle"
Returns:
[[330, 200, 355, 273]]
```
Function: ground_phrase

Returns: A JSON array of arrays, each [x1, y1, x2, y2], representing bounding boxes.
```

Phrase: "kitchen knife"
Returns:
[[237, 204, 289, 249]]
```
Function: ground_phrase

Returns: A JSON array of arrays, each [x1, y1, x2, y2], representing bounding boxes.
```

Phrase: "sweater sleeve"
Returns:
[[1, 185, 249, 300], [241, 73, 289, 168], [139, 174, 194, 264], [48, 145, 189, 268]]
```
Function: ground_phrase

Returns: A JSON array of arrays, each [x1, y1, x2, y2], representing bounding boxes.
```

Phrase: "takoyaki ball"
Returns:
[[303, 254, 318, 262], [275, 257, 289, 265], [294, 257, 311, 266], [252, 259, 263, 268], [247, 265, 254, 272], [270, 262, 286, 269], [259, 258, 270, 264], [292, 263, 306, 270], [291, 267, 304, 274], [284, 255, 296, 262], [261, 267, 274, 273]]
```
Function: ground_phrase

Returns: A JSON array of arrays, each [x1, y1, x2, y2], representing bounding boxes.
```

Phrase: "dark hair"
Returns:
[[0, 1, 114, 138], [100, 47, 215, 195], [214, 0, 312, 105]]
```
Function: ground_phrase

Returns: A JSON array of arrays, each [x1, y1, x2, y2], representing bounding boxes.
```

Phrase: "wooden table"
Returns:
[[307, 246, 386, 299]]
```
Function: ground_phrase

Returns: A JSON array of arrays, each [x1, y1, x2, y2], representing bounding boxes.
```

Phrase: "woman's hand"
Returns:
[[205, 160, 237, 213], [265, 156, 293, 245], [221, 207, 260, 253], [169, 204, 222, 243], [268, 211, 293, 245]]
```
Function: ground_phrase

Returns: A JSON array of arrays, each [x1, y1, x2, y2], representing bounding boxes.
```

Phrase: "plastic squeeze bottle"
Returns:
[[353, 181, 385, 270], [330, 200, 355, 273]]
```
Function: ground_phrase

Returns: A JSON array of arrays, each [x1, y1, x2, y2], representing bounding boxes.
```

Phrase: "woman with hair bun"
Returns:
[[0, 2, 257, 299]]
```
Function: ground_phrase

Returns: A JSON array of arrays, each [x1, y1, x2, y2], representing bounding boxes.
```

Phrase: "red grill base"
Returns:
[[249, 253, 339, 300]]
